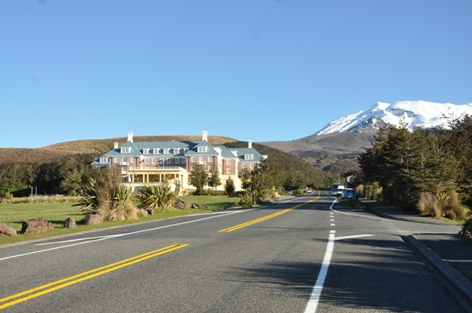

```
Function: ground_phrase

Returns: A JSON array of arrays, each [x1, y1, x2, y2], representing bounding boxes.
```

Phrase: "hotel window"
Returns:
[[130, 157, 135, 163], [244, 154, 254, 160], [174, 148, 180, 154], [199, 156, 204, 163], [166, 158, 171, 164], [145, 158, 150, 164], [143, 148, 150, 154], [208, 156, 213, 162], [208, 166, 212, 171], [226, 168, 231, 174], [121, 147, 130, 153], [122, 157, 128, 163], [242, 163, 247, 169], [153, 148, 160, 154], [226, 159, 231, 165], [250, 163, 255, 168], [176, 158, 180, 164], [182, 158, 186, 164], [100, 157, 108, 163], [152, 158, 156, 164], [114, 157, 119, 163], [163, 148, 169, 154], [198, 146, 208, 153], [191, 156, 196, 162]]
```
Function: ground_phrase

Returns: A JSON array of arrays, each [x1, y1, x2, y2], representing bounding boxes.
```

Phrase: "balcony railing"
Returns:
[[127, 166, 184, 171]]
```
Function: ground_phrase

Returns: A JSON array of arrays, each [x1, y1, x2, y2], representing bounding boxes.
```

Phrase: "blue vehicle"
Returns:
[[341, 188, 357, 199]]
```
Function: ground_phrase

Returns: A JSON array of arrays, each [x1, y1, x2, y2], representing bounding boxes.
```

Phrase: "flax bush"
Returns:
[[80, 168, 138, 221], [135, 183, 177, 211]]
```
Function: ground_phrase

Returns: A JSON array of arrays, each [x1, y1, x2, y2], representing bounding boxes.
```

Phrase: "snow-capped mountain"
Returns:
[[316, 101, 472, 135]]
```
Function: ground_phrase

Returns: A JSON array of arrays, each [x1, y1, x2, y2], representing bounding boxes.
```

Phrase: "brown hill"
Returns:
[[262, 132, 374, 155], [0, 135, 238, 164], [261, 132, 375, 173]]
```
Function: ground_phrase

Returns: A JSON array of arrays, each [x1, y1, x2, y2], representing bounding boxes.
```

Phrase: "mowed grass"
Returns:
[[0, 195, 239, 246]]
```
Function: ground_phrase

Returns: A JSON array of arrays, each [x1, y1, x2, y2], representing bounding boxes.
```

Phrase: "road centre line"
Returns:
[[304, 194, 375, 312], [0, 210, 243, 262], [304, 233, 334, 313], [0, 244, 188, 310], [218, 194, 321, 233]]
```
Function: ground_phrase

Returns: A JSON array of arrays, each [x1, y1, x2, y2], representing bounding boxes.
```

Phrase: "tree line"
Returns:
[[0, 154, 99, 198], [357, 114, 472, 220], [0, 142, 328, 199]]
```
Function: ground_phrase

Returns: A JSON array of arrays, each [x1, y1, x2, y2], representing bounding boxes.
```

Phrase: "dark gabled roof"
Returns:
[[184, 140, 220, 156], [233, 147, 265, 163], [95, 136, 266, 164]]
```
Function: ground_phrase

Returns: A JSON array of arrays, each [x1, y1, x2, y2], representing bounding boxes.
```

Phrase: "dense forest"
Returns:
[[358, 115, 472, 220]]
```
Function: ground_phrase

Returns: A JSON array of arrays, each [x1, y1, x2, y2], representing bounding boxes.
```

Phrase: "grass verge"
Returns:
[[0, 195, 239, 246]]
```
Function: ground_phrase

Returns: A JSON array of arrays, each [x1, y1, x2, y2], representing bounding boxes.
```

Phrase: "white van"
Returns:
[[331, 183, 345, 197]]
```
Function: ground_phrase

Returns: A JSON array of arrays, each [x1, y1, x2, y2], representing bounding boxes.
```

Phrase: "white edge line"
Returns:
[[0, 210, 244, 261], [334, 234, 374, 241]]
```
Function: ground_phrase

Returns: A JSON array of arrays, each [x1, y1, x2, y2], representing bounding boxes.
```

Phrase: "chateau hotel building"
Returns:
[[92, 131, 267, 194]]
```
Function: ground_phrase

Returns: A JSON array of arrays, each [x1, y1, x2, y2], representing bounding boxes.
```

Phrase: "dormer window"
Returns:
[[143, 148, 150, 154], [153, 148, 160, 154], [198, 146, 208, 153], [164, 148, 170, 154], [121, 147, 131, 153], [100, 157, 108, 163], [244, 154, 254, 160], [174, 148, 180, 154]]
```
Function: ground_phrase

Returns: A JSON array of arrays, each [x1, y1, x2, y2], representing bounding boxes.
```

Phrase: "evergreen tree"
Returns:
[[208, 170, 222, 192], [224, 177, 236, 196], [188, 164, 208, 195]]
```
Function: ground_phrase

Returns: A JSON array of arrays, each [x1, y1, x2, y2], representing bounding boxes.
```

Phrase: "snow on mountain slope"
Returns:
[[316, 101, 472, 135]]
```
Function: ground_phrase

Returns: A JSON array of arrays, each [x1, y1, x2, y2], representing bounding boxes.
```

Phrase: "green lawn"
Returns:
[[0, 195, 240, 245]]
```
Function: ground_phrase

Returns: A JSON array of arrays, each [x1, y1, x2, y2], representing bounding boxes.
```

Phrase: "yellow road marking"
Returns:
[[219, 192, 321, 233], [0, 244, 188, 310]]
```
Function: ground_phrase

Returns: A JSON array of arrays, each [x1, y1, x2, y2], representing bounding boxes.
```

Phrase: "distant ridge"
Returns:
[[0, 135, 238, 164]]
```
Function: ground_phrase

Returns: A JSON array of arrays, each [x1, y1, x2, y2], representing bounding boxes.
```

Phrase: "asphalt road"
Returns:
[[0, 192, 463, 312]]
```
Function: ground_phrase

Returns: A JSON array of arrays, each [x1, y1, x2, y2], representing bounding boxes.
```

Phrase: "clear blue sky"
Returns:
[[1, 0, 471, 148]]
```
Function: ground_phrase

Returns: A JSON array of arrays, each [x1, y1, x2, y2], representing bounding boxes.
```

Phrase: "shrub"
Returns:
[[135, 183, 177, 211], [0, 192, 13, 203], [417, 189, 466, 221], [238, 193, 254, 206], [79, 168, 138, 221], [98, 185, 137, 221], [417, 192, 441, 217]]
